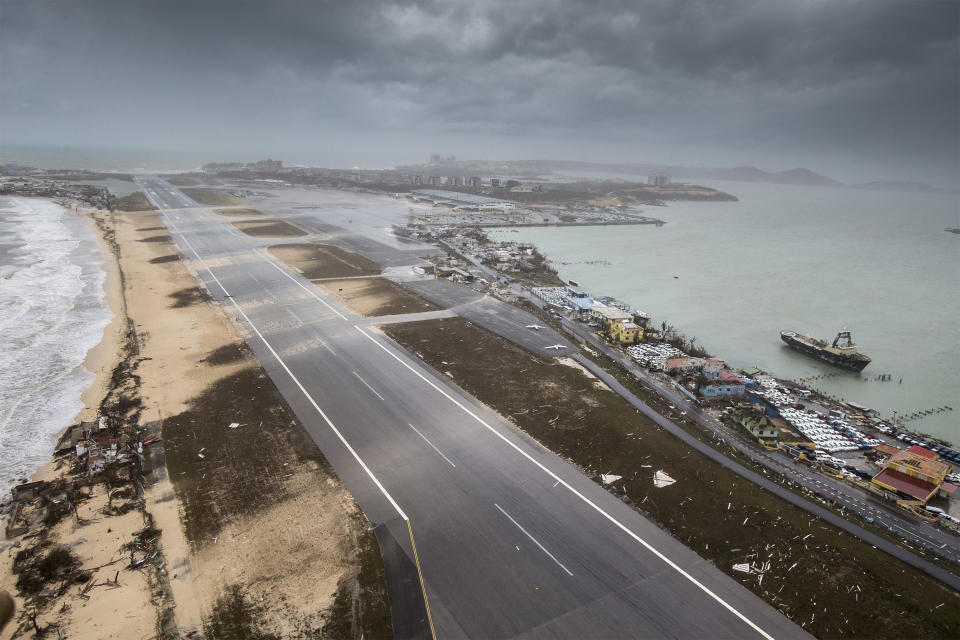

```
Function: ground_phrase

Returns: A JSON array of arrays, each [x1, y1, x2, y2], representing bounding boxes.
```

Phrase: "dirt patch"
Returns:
[[214, 208, 266, 217], [182, 188, 243, 206], [318, 278, 441, 316], [269, 243, 381, 279], [168, 286, 207, 308], [161, 366, 323, 545], [233, 219, 307, 237], [204, 584, 280, 640], [556, 356, 612, 392], [382, 318, 960, 639], [201, 343, 247, 366], [167, 176, 200, 186], [112, 192, 154, 211], [139, 234, 172, 244]]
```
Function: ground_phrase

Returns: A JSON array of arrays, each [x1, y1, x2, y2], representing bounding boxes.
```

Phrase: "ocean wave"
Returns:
[[0, 198, 112, 496]]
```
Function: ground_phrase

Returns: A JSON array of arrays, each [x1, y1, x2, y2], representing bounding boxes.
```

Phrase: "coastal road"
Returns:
[[509, 285, 960, 574], [446, 240, 960, 581], [138, 177, 809, 639]]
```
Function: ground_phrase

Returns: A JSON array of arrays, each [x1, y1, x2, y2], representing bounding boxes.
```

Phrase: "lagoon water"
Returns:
[[0, 197, 112, 497], [492, 181, 960, 444]]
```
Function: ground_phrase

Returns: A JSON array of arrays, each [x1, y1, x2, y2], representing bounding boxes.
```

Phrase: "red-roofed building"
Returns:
[[872, 468, 939, 502], [908, 445, 937, 459], [872, 447, 951, 503]]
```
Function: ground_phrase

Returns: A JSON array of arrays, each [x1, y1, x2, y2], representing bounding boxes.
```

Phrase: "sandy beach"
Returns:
[[1, 202, 389, 639]]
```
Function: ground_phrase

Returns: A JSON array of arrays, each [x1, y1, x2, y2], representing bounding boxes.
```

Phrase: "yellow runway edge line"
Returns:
[[407, 520, 437, 640]]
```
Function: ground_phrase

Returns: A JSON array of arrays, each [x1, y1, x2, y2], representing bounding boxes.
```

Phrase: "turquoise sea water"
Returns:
[[492, 181, 960, 445]]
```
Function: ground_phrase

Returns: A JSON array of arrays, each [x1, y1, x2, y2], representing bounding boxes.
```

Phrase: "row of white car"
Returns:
[[626, 342, 686, 360], [779, 407, 862, 453]]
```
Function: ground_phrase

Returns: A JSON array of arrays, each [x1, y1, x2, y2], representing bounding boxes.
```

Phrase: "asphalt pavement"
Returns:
[[138, 177, 810, 639]]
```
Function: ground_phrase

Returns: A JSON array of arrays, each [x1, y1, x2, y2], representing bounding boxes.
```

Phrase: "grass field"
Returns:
[[232, 219, 307, 237], [114, 191, 154, 211], [182, 188, 243, 206], [214, 208, 266, 217], [268, 243, 381, 278], [161, 343, 392, 639], [167, 176, 200, 186], [318, 277, 441, 316], [382, 317, 960, 639]]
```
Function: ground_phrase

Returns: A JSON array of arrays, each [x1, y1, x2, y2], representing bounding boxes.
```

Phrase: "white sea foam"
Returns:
[[0, 197, 113, 497]]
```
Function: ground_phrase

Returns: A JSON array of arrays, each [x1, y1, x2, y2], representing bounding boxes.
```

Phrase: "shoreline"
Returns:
[[2, 198, 389, 638], [26, 206, 125, 484], [0, 199, 125, 491], [75, 207, 126, 429], [487, 224, 958, 449]]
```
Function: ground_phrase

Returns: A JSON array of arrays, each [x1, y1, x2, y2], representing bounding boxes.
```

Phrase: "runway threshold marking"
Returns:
[[353, 371, 386, 401], [408, 423, 456, 468], [156, 189, 437, 640], [494, 503, 573, 577], [355, 325, 777, 640]]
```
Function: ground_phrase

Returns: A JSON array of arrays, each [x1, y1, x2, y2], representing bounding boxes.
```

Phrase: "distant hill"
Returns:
[[850, 180, 953, 194], [507, 160, 844, 187], [401, 157, 948, 191]]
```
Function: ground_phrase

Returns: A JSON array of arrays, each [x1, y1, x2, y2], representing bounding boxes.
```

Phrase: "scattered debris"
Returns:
[[653, 470, 676, 488]]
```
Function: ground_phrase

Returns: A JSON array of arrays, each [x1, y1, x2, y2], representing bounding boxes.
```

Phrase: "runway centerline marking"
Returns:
[[354, 325, 776, 640], [494, 503, 573, 577], [353, 371, 386, 401], [409, 423, 456, 468]]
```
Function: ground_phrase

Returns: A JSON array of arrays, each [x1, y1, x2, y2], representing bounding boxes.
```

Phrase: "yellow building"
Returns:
[[608, 320, 643, 344]]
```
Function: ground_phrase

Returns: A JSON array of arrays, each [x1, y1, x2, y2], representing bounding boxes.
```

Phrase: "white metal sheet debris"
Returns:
[[653, 470, 676, 488]]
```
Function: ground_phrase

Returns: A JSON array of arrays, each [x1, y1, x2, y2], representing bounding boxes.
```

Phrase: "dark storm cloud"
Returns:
[[1, 0, 957, 182]]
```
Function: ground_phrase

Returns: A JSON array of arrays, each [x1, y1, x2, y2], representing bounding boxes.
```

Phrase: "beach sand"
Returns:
[[1, 204, 387, 638]]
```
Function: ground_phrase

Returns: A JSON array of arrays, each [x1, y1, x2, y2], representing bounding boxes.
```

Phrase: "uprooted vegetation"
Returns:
[[382, 318, 960, 639], [12, 543, 89, 601]]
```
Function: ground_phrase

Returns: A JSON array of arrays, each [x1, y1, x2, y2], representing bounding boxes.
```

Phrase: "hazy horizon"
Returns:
[[1, 1, 958, 186]]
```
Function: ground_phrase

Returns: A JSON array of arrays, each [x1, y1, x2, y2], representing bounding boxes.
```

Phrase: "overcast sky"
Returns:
[[1, 0, 957, 184]]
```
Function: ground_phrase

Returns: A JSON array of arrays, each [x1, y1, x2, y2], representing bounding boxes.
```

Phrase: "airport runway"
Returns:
[[138, 178, 809, 639]]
